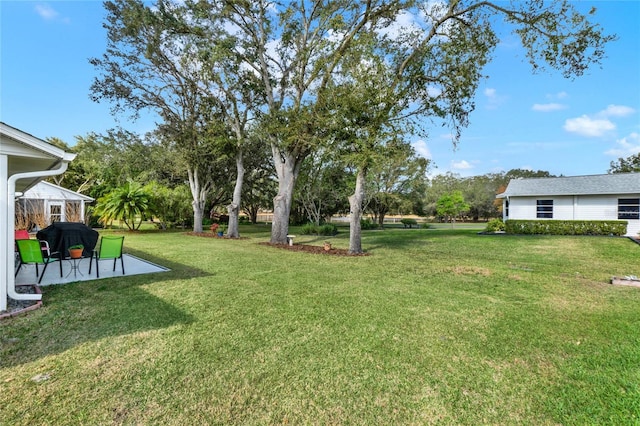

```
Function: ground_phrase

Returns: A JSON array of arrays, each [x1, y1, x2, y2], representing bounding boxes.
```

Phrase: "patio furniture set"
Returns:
[[14, 222, 125, 283]]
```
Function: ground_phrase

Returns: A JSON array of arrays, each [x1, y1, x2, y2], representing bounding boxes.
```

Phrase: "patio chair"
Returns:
[[14, 230, 30, 261], [15, 229, 30, 240], [15, 238, 63, 284], [15, 230, 54, 258], [89, 236, 125, 278]]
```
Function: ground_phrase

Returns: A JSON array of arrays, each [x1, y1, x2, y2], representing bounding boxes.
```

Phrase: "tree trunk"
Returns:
[[188, 167, 208, 233], [192, 201, 204, 232], [348, 167, 367, 254], [244, 204, 259, 224], [226, 151, 245, 238], [270, 148, 301, 244]]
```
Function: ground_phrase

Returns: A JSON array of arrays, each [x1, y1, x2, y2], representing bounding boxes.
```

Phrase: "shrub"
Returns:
[[300, 223, 339, 236], [360, 218, 378, 230], [318, 223, 338, 236], [300, 223, 318, 235], [400, 218, 418, 228], [421, 222, 431, 229], [505, 220, 627, 236], [485, 218, 505, 232]]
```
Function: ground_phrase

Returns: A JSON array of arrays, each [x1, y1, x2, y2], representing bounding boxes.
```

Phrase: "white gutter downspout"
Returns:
[[6, 157, 73, 304]]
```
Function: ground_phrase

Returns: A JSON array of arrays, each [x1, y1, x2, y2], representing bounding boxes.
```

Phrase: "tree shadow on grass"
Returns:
[[124, 246, 213, 281], [0, 248, 208, 368], [283, 230, 472, 253], [355, 228, 482, 252]]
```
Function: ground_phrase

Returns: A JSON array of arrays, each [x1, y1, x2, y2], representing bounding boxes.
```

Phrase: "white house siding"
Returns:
[[507, 197, 538, 220], [18, 181, 93, 226], [574, 196, 618, 220], [552, 196, 574, 220], [504, 195, 640, 237], [614, 194, 640, 237], [626, 220, 640, 237]]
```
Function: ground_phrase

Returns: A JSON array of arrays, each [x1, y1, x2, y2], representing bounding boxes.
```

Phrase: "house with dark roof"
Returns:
[[496, 173, 640, 237]]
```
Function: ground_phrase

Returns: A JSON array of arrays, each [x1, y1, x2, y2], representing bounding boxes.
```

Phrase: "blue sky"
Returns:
[[1, 1, 639, 178]]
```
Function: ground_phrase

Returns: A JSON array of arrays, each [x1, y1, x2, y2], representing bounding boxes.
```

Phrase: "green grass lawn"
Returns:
[[1, 225, 639, 424]]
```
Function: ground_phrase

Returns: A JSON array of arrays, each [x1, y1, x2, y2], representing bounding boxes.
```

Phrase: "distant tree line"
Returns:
[[425, 169, 555, 223], [47, 128, 561, 230]]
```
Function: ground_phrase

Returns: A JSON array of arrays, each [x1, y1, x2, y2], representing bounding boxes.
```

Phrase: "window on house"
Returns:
[[49, 204, 62, 223], [618, 198, 640, 220], [505, 199, 509, 218], [536, 199, 553, 219]]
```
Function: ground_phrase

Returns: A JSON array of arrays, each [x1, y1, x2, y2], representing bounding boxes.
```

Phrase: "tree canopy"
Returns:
[[435, 191, 470, 228], [609, 153, 640, 174], [88, 0, 614, 248]]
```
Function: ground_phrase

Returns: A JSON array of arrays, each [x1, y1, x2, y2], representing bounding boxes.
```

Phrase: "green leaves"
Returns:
[[609, 153, 640, 174], [436, 190, 470, 226], [95, 180, 154, 230]]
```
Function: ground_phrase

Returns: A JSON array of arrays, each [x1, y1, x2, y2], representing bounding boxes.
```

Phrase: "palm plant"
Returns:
[[95, 181, 153, 230]]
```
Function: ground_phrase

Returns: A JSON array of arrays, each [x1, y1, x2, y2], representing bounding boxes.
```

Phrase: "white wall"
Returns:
[[574, 196, 619, 220], [506, 195, 640, 237]]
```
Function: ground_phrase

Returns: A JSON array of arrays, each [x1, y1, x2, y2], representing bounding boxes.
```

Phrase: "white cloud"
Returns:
[[412, 140, 432, 159], [484, 88, 506, 109], [545, 91, 568, 100], [35, 4, 59, 20], [563, 115, 615, 137], [451, 160, 473, 170], [604, 132, 640, 157], [376, 10, 421, 43], [426, 85, 442, 98], [598, 104, 636, 118], [532, 103, 566, 112], [34, 3, 70, 23]]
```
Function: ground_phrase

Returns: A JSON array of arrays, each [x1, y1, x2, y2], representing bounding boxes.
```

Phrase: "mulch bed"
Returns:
[[186, 232, 248, 240], [188, 232, 369, 256], [259, 242, 370, 257], [0, 285, 43, 319]]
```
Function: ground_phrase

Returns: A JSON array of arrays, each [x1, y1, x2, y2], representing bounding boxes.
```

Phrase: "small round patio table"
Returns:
[[66, 256, 86, 279]]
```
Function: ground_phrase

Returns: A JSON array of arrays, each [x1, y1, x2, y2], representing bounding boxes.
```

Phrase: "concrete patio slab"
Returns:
[[15, 254, 170, 286]]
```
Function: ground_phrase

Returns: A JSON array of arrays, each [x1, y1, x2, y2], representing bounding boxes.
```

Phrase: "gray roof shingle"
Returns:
[[497, 173, 640, 198]]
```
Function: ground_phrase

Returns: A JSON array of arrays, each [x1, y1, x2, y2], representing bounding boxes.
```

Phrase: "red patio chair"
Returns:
[[14, 229, 54, 258]]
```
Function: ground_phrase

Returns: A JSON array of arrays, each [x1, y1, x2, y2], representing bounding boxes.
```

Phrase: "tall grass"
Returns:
[[1, 226, 639, 424]]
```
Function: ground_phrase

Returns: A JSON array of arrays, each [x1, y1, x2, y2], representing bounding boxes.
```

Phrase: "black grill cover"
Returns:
[[37, 222, 99, 259]]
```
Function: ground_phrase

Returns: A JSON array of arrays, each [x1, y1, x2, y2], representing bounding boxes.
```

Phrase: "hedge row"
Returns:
[[300, 222, 338, 236], [505, 220, 628, 236]]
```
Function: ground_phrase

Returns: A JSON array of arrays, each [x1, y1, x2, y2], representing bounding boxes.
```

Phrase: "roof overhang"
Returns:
[[20, 181, 94, 202], [1, 122, 77, 311], [0, 122, 76, 193]]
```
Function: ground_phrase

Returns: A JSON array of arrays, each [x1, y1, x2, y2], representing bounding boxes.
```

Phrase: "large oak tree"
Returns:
[[91, 0, 233, 232], [92, 0, 613, 245], [208, 0, 612, 246]]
